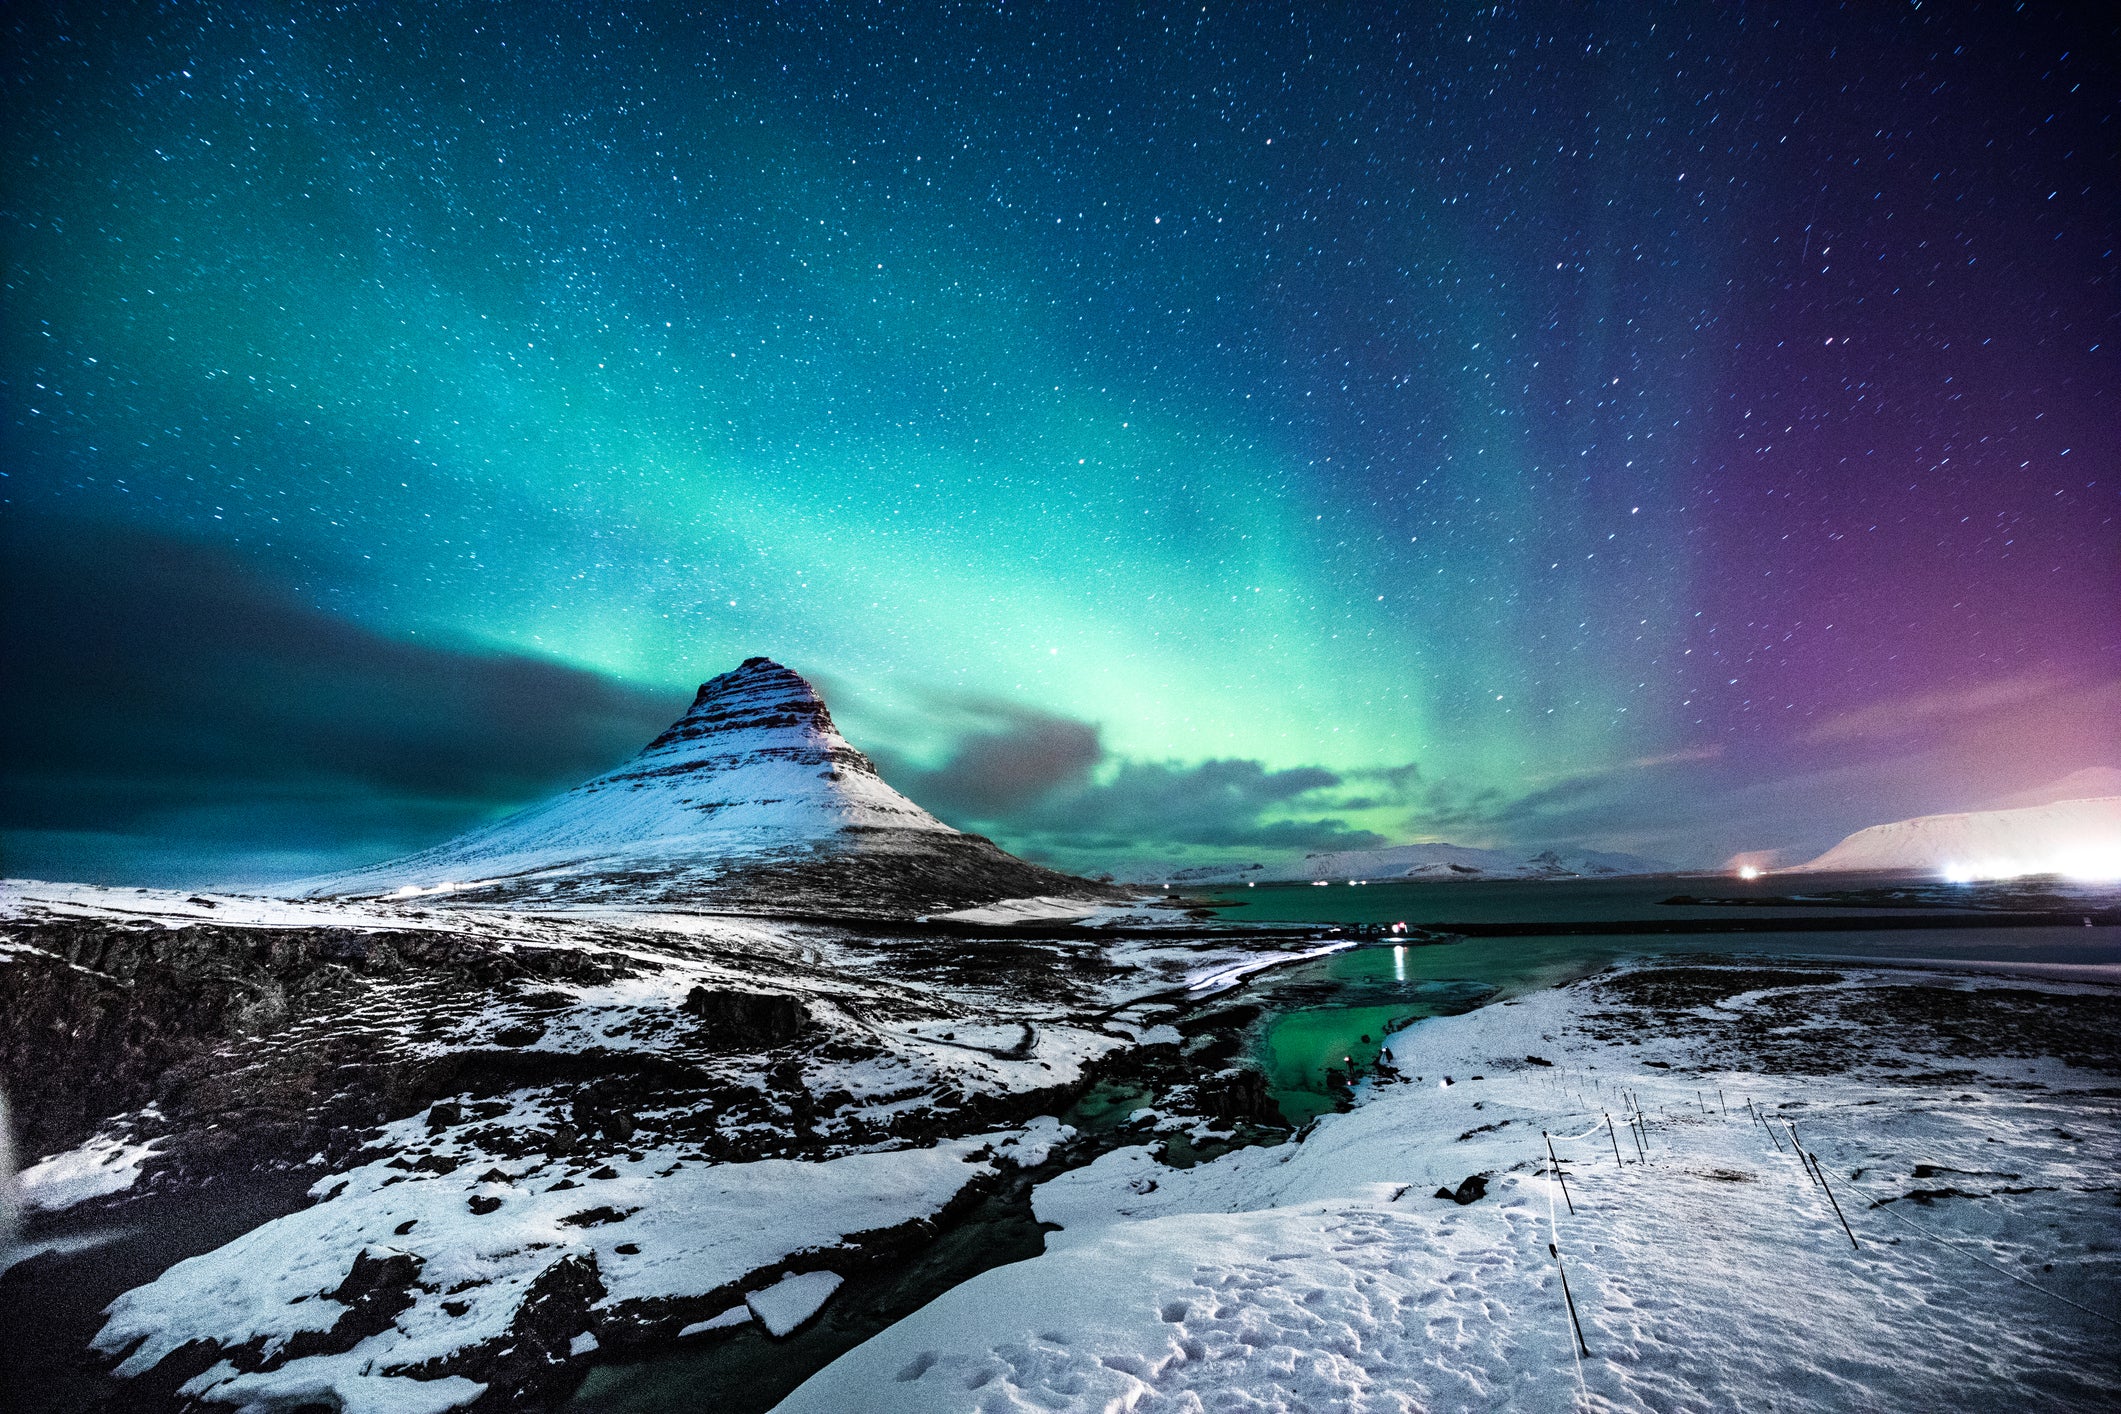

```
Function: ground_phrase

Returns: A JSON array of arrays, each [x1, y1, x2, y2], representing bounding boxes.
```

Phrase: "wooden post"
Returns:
[[1786, 1122, 1816, 1185], [1606, 1112, 1625, 1167], [1808, 1151, 1860, 1250], [1549, 1240, 1592, 1357], [1544, 1131, 1576, 1215]]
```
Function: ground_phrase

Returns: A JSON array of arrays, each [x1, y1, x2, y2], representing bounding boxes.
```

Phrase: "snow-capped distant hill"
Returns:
[[300, 657, 1115, 914], [1134, 842, 1672, 886], [1788, 794, 2121, 877]]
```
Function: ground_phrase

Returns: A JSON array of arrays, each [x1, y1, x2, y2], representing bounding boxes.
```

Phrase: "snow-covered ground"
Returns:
[[0, 878, 470, 932], [778, 964, 2121, 1412], [92, 1120, 1030, 1413], [7, 871, 1365, 1411], [931, 896, 1114, 925]]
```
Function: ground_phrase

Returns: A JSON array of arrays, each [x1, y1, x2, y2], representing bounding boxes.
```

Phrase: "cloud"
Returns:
[[1, 515, 677, 885], [1626, 744, 1726, 770], [1031, 758, 1378, 851], [1800, 674, 2065, 746], [871, 700, 1102, 818], [875, 702, 1387, 857]]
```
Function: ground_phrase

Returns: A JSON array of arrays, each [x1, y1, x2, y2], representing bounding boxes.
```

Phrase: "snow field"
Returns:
[[92, 1114, 1027, 1413], [776, 973, 2121, 1412]]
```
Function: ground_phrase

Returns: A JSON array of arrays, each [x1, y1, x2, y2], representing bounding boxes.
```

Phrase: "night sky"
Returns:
[[4, 2, 2116, 885]]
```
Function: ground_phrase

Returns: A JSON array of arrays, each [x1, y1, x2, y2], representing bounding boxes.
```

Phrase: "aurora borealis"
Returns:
[[4, 2, 2116, 884]]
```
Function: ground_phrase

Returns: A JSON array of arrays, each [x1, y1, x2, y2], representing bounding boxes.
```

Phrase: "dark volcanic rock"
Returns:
[[1193, 1066, 1288, 1127], [0, 916, 635, 1166], [681, 986, 809, 1047], [1434, 1174, 1489, 1205]]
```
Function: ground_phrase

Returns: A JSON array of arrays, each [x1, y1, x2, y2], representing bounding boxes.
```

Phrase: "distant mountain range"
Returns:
[[1130, 841, 1675, 887], [299, 657, 1117, 915]]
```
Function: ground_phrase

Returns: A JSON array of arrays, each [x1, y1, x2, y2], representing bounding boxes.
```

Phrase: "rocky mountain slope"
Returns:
[[300, 657, 1119, 916], [1790, 793, 2121, 877]]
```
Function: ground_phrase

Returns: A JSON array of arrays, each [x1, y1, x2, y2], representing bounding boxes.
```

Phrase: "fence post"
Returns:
[[1808, 1151, 1860, 1250], [1545, 1131, 1576, 1215], [1550, 1241, 1592, 1357]]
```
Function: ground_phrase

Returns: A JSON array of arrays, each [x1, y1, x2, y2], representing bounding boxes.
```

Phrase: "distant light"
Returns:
[[1938, 841, 2121, 884], [1737, 866, 1761, 881]]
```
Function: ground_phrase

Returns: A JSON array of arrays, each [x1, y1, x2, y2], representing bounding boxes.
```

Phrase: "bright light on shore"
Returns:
[[1737, 865, 1761, 880], [1940, 839, 2121, 884]]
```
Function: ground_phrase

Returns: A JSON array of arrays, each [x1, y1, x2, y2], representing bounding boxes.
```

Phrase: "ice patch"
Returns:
[[747, 1269, 844, 1337], [678, 1306, 752, 1338], [180, 1356, 485, 1414], [993, 1116, 1076, 1170]]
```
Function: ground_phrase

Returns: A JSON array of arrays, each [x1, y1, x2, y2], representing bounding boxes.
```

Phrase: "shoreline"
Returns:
[[776, 956, 2121, 1412]]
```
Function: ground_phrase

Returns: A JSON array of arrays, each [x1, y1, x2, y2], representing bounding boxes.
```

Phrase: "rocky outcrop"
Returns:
[[0, 918, 633, 1165], [681, 987, 809, 1047], [1193, 1066, 1287, 1127]]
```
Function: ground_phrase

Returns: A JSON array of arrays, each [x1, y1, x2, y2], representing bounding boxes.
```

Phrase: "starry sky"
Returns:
[[4, 1, 2116, 886]]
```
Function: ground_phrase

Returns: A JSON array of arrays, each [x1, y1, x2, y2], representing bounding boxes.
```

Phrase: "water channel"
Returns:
[[571, 874, 2121, 1410]]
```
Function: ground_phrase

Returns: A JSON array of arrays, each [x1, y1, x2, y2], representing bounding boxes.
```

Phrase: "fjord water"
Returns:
[[1212, 876, 2121, 1126]]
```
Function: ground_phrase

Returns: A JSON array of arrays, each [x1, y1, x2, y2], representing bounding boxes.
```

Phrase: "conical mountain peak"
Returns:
[[647, 657, 841, 754], [298, 655, 1114, 914]]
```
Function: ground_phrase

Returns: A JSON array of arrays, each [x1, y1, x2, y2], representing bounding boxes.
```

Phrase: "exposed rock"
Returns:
[[0, 919, 632, 1162], [1433, 1174, 1489, 1205], [1193, 1067, 1288, 1127], [682, 987, 809, 1047]]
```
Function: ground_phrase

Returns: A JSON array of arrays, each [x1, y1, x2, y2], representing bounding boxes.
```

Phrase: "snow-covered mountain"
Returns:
[[1788, 794, 2121, 878], [300, 657, 1115, 913], [1136, 842, 1673, 886]]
